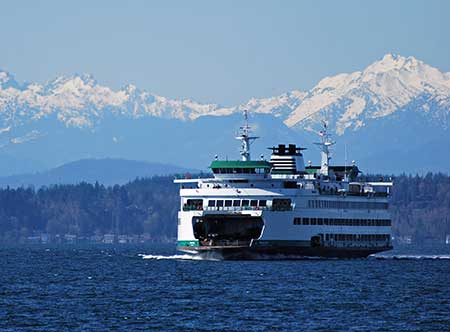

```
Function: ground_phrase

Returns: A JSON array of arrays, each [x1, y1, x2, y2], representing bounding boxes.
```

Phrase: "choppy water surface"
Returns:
[[1, 244, 450, 332]]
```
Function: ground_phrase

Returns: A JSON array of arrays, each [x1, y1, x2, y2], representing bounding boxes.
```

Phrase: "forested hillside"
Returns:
[[390, 173, 450, 242], [0, 174, 449, 244]]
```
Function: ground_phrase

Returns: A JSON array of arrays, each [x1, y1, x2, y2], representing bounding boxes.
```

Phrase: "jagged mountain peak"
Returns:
[[367, 53, 422, 72], [46, 73, 99, 91], [284, 54, 450, 132]]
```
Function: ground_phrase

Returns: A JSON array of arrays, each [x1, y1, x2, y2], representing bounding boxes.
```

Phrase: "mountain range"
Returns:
[[0, 53, 449, 176]]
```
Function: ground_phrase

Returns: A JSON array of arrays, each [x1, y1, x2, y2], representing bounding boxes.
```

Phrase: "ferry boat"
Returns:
[[174, 111, 393, 259]]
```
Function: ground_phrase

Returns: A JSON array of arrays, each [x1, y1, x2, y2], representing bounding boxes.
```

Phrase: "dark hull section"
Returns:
[[178, 245, 393, 260]]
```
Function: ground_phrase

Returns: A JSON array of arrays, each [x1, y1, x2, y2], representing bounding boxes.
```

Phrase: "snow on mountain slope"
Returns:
[[0, 71, 230, 130], [285, 54, 450, 134], [0, 54, 449, 137], [238, 90, 306, 118]]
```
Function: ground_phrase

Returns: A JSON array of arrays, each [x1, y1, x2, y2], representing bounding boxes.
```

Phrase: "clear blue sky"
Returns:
[[1, 0, 449, 105]]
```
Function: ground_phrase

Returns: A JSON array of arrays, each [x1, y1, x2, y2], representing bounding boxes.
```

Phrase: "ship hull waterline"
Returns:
[[177, 245, 394, 260]]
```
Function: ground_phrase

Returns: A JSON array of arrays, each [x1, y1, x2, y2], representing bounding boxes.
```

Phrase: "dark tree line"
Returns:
[[0, 173, 449, 243], [0, 177, 179, 243], [390, 173, 450, 242]]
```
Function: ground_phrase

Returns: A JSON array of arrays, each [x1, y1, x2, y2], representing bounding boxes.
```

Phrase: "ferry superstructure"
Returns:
[[174, 112, 393, 259]]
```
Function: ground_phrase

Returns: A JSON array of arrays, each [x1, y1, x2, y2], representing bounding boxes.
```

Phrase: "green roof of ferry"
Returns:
[[209, 160, 271, 169]]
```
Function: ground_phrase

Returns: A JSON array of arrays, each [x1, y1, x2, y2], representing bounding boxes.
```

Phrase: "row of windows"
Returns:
[[308, 200, 388, 210], [293, 217, 391, 227], [208, 199, 267, 208], [323, 233, 390, 242]]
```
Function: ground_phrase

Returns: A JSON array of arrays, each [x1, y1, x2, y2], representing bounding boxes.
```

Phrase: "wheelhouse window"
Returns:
[[225, 200, 232, 207], [184, 199, 203, 211], [216, 200, 224, 207], [259, 200, 267, 207], [250, 200, 258, 207], [208, 200, 215, 207], [242, 200, 250, 207], [233, 200, 241, 207]]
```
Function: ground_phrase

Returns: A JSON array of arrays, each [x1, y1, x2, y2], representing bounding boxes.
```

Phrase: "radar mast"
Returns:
[[236, 110, 258, 161], [314, 121, 335, 176]]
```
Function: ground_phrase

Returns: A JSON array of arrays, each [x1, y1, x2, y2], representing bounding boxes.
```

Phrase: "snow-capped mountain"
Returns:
[[1, 53, 449, 133], [0, 71, 226, 130], [285, 54, 450, 135], [0, 53, 449, 176]]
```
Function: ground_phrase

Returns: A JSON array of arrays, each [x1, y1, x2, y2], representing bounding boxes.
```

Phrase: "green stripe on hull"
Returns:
[[177, 240, 199, 247]]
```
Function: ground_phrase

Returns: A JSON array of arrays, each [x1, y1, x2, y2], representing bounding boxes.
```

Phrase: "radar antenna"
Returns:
[[236, 110, 258, 161]]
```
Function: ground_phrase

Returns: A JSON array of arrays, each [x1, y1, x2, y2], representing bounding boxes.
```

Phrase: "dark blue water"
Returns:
[[1, 244, 450, 332]]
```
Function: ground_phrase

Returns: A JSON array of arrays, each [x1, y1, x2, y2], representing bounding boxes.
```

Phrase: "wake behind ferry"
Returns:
[[174, 112, 393, 259]]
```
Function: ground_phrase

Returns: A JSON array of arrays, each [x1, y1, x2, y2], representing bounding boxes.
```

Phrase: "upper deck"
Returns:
[[174, 112, 393, 198]]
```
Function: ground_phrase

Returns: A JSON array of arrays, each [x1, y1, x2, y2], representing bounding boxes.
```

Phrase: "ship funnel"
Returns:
[[269, 144, 306, 174]]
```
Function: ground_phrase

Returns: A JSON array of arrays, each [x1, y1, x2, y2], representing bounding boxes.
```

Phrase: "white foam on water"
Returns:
[[370, 254, 450, 260], [138, 253, 221, 261], [138, 253, 450, 261]]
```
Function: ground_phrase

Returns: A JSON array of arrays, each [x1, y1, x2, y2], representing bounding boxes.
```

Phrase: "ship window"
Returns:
[[250, 200, 258, 207], [318, 218, 323, 225], [272, 198, 292, 211], [187, 199, 203, 209], [216, 200, 224, 207], [242, 200, 249, 207], [233, 200, 241, 207], [225, 200, 232, 207], [259, 200, 267, 207], [208, 200, 215, 207], [303, 218, 310, 225]]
